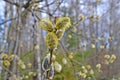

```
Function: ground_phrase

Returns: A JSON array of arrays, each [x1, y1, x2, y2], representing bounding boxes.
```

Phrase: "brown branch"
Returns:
[[23, 0, 31, 9], [0, 17, 17, 25], [4, 0, 43, 9], [52, 0, 64, 15], [2, 66, 15, 78], [3, 0, 19, 7], [59, 41, 79, 79]]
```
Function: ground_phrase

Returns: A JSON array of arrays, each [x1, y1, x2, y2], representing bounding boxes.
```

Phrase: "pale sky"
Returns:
[[0, 1, 5, 18]]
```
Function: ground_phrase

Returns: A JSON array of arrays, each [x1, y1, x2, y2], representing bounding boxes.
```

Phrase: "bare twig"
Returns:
[[3, 0, 19, 7], [0, 17, 17, 25]]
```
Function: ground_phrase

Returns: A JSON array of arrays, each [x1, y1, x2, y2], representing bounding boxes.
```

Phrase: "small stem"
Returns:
[[49, 48, 53, 65], [46, 48, 53, 80]]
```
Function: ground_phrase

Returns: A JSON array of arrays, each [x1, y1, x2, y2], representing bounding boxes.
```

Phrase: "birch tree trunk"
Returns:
[[33, 11, 42, 80], [2, 2, 9, 80]]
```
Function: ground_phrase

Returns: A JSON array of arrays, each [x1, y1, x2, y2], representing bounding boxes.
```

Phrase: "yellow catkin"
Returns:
[[100, 45, 105, 49], [56, 17, 71, 30], [79, 71, 87, 78], [96, 64, 101, 71], [96, 15, 100, 21], [91, 44, 95, 48], [33, 3, 39, 10], [104, 54, 110, 59], [90, 14, 94, 22], [86, 65, 91, 69], [54, 61, 62, 73], [2, 53, 8, 60], [39, 18, 53, 32], [109, 54, 116, 63], [68, 52, 74, 59], [3, 60, 10, 67], [34, 45, 39, 50], [79, 14, 85, 21], [46, 32, 58, 49], [89, 69, 94, 74], [27, 63, 32, 68], [56, 31, 64, 40], [9, 54, 15, 61]]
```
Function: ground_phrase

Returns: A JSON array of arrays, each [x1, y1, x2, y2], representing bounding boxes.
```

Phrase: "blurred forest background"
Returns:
[[0, 0, 120, 80]]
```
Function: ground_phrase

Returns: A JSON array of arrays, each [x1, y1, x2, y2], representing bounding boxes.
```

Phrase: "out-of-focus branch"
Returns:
[[60, 41, 79, 79], [3, 0, 19, 7], [0, 17, 17, 25], [52, 0, 64, 15], [3, 0, 43, 9]]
